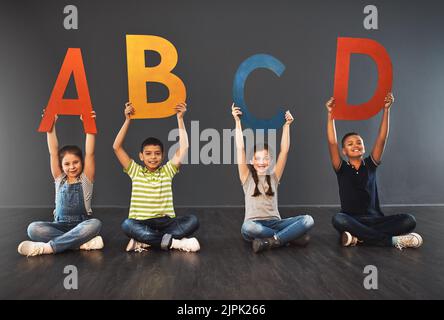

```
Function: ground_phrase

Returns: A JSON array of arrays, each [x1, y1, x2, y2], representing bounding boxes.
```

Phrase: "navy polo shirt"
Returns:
[[335, 156, 383, 217]]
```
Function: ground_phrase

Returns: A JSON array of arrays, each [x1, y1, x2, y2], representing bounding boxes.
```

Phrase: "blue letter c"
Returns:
[[232, 54, 286, 130]]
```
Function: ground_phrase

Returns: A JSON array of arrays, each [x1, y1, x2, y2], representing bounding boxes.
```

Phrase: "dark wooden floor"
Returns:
[[0, 207, 443, 300]]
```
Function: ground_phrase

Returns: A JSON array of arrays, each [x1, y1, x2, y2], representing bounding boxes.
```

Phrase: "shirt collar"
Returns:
[[346, 158, 366, 169], [142, 165, 162, 175], [62, 173, 81, 183]]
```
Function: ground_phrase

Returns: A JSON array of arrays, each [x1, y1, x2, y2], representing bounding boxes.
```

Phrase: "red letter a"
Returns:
[[38, 48, 96, 133]]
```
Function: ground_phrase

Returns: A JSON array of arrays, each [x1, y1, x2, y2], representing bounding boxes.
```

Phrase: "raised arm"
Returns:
[[371, 92, 394, 163], [326, 97, 342, 171], [171, 102, 189, 168], [274, 111, 294, 181], [46, 111, 62, 180], [83, 111, 96, 182], [232, 103, 249, 184], [112, 102, 133, 169]]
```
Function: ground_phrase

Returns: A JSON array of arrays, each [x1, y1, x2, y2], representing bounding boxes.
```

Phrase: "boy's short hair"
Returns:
[[341, 132, 361, 147], [141, 137, 164, 153]]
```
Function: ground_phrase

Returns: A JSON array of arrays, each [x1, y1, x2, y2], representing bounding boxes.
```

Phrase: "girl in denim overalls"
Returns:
[[18, 111, 103, 257]]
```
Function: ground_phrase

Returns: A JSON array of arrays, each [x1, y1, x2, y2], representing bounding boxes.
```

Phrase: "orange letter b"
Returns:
[[126, 35, 186, 119]]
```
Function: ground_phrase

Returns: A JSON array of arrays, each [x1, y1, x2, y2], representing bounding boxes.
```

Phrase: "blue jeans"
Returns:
[[27, 218, 102, 253], [121, 215, 199, 250], [332, 212, 416, 246], [241, 215, 315, 245]]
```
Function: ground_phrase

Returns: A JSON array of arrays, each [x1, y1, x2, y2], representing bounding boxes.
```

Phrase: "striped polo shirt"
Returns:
[[124, 159, 179, 220]]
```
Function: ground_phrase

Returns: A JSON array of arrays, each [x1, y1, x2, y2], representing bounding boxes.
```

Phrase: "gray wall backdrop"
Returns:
[[1, 0, 443, 207]]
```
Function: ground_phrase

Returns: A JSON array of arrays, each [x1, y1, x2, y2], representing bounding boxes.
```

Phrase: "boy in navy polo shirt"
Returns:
[[325, 93, 423, 250]]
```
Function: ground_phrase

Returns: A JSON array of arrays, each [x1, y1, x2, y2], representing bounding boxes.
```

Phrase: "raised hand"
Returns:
[[284, 110, 294, 125], [231, 103, 243, 121], [124, 102, 135, 120], [175, 102, 187, 119], [42, 108, 58, 123], [325, 97, 335, 113], [80, 110, 96, 122], [384, 92, 394, 109]]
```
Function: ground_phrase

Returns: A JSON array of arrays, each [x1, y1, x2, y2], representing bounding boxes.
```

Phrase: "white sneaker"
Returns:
[[80, 236, 104, 251], [171, 237, 200, 252], [126, 238, 150, 252], [394, 233, 423, 250], [342, 231, 361, 247], [18, 241, 47, 257]]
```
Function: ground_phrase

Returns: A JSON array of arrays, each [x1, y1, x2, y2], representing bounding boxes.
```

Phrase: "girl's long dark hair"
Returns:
[[248, 144, 274, 197]]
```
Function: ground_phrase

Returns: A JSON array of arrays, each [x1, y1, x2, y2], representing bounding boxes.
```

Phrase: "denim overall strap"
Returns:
[[55, 179, 88, 223]]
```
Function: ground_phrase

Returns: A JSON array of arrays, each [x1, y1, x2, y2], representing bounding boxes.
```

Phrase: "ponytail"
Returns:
[[248, 164, 261, 197], [265, 174, 275, 196]]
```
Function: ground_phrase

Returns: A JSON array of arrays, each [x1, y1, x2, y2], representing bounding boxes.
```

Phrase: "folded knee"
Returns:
[[402, 214, 417, 231], [74, 219, 101, 239], [241, 221, 262, 237], [121, 219, 134, 235], [27, 222, 45, 239], [302, 215, 315, 229], [186, 214, 200, 230], [86, 218, 102, 234], [332, 213, 349, 229]]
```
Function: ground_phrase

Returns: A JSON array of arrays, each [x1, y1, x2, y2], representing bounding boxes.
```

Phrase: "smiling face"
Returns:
[[61, 153, 83, 179], [139, 145, 163, 171], [251, 149, 273, 175], [342, 135, 365, 159]]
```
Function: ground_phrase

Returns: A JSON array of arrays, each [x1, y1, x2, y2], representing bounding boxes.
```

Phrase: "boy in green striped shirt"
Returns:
[[113, 102, 200, 252]]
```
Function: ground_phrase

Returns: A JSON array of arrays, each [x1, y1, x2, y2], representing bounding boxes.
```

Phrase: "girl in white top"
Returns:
[[232, 104, 314, 253]]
